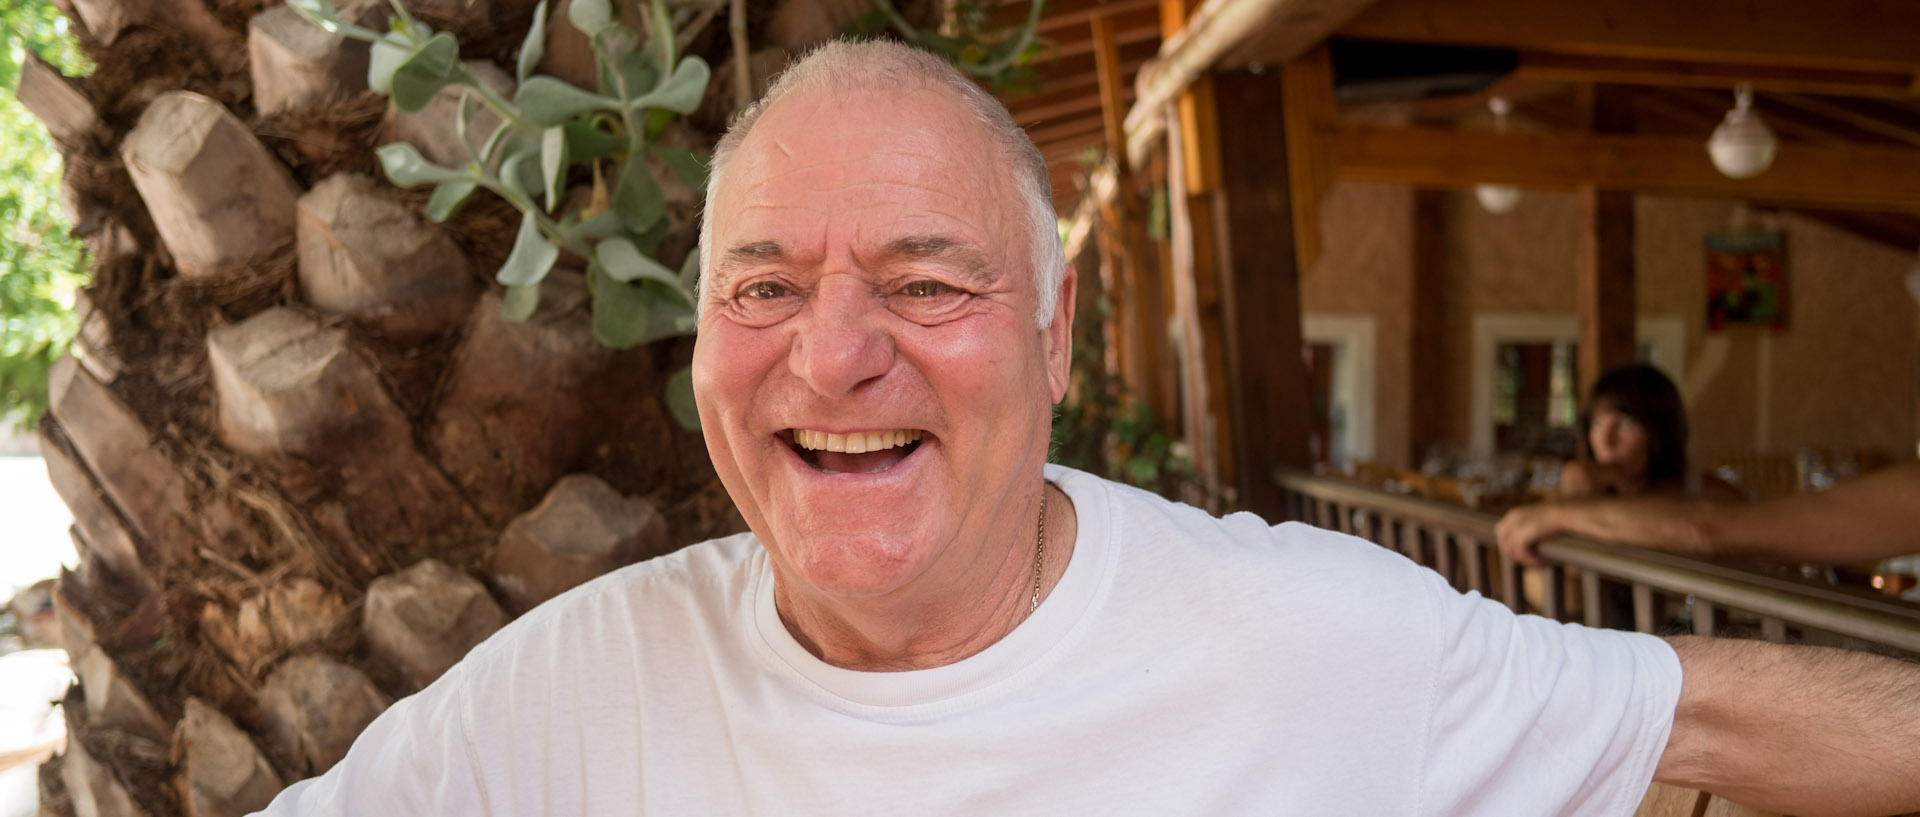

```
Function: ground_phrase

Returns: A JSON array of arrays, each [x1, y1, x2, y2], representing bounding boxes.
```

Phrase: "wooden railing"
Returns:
[[1274, 468, 1920, 657]]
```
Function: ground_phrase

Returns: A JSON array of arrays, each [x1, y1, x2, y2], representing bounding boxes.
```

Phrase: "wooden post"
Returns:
[[1577, 86, 1637, 396], [1212, 68, 1315, 519], [1159, 0, 1235, 505], [1408, 190, 1448, 466], [1092, 13, 1176, 435], [1280, 44, 1337, 275]]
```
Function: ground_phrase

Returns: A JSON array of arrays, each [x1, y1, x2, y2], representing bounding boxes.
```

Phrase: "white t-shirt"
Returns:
[[257, 465, 1681, 816]]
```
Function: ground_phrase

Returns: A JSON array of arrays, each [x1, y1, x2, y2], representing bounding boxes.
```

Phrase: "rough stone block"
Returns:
[[37, 429, 150, 598], [491, 474, 667, 613], [46, 355, 197, 565], [206, 307, 411, 459], [259, 655, 390, 776], [431, 275, 659, 522], [175, 698, 283, 817], [381, 60, 512, 169], [296, 173, 477, 342], [363, 559, 506, 687], [53, 574, 98, 666], [70, 292, 122, 384], [15, 52, 99, 148], [74, 647, 169, 742], [121, 91, 301, 278], [60, 736, 146, 817], [238, 579, 346, 658], [248, 1, 378, 117], [202, 581, 346, 676]]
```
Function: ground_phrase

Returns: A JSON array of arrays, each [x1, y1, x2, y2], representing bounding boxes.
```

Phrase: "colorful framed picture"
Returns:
[[1705, 230, 1788, 331]]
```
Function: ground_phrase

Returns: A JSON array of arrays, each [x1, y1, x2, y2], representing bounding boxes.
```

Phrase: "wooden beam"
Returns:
[[1051, 17, 1161, 61], [1214, 69, 1314, 518], [1093, 14, 1132, 167], [1338, 0, 1920, 73], [1333, 124, 1920, 212], [1407, 190, 1447, 465], [1578, 87, 1637, 399], [1124, 0, 1380, 168], [1513, 52, 1920, 100], [1026, 116, 1108, 148], [1162, 0, 1234, 502], [1768, 94, 1920, 149], [1281, 43, 1336, 272], [1013, 87, 1137, 129], [1031, 0, 1165, 33]]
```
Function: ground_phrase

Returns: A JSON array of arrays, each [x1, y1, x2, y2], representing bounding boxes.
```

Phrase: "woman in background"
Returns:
[[1553, 364, 1743, 502]]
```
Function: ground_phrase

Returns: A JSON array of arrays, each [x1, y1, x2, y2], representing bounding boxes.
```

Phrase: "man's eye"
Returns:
[[743, 281, 790, 300], [902, 280, 951, 298]]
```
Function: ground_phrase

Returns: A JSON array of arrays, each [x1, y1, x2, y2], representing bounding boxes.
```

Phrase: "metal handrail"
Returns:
[[1273, 467, 1920, 654]]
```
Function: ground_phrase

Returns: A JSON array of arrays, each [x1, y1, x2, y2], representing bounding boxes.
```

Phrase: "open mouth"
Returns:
[[786, 428, 925, 474]]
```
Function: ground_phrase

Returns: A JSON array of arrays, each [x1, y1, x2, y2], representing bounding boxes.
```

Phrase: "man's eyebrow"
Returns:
[[712, 240, 784, 281], [882, 235, 994, 282]]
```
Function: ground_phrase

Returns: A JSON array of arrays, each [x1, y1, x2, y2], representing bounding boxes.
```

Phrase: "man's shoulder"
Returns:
[[464, 531, 764, 664]]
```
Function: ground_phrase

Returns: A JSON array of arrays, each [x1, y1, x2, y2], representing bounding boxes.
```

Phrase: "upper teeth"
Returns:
[[793, 429, 923, 454]]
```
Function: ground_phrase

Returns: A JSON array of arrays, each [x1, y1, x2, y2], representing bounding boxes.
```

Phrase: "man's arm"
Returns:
[[1497, 463, 1920, 567], [1658, 636, 1920, 817]]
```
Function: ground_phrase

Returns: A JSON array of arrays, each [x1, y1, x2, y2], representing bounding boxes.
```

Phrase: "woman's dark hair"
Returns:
[[1578, 364, 1688, 484]]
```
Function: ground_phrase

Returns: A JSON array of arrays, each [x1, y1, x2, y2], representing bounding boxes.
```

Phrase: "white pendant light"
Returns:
[[1707, 83, 1778, 180], [1474, 97, 1522, 214]]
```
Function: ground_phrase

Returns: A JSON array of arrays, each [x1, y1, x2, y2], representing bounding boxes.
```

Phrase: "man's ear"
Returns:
[[1045, 264, 1077, 404]]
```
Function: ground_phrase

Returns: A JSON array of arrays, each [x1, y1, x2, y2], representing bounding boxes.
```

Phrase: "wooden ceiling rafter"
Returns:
[[1511, 52, 1920, 100], [1334, 124, 1920, 213], [1334, 0, 1920, 73]]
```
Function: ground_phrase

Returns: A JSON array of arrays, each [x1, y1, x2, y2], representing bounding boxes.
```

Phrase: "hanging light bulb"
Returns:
[[1707, 83, 1778, 179], [1474, 96, 1522, 214]]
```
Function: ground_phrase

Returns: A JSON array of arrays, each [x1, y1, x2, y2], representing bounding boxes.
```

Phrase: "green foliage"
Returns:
[[850, 0, 1054, 93], [0, 0, 91, 431], [1049, 297, 1194, 497], [291, 0, 709, 427]]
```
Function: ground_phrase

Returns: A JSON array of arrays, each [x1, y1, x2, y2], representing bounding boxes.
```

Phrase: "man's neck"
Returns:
[[773, 482, 1078, 671]]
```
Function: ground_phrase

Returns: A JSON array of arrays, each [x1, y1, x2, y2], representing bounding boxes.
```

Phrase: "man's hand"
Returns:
[[1495, 503, 1560, 567], [1658, 636, 1920, 817]]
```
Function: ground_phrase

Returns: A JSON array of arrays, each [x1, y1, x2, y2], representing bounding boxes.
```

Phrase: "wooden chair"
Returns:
[[1636, 783, 1779, 817]]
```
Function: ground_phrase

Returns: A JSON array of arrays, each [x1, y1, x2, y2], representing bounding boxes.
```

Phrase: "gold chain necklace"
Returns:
[[1029, 486, 1047, 614]]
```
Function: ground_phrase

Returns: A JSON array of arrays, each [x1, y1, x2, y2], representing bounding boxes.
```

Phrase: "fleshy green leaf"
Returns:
[[425, 179, 478, 222], [540, 125, 567, 212], [589, 262, 651, 348], [611, 149, 664, 232], [501, 282, 542, 320], [627, 57, 709, 115], [375, 142, 472, 187], [367, 34, 411, 95], [574, 210, 623, 240], [389, 32, 460, 112], [616, 48, 659, 99], [286, 0, 383, 40], [563, 121, 626, 161], [594, 237, 683, 297], [516, 0, 548, 83], [567, 0, 611, 35], [515, 76, 620, 127], [678, 245, 700, 293], [497, 143, 542, 206], [645, 0, 675, 75], [498, 211, 560, 287], [665, 365, 699, 430], [646, 144, 708, 194]]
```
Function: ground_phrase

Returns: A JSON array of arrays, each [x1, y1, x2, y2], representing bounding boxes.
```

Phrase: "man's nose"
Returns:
[[788, 282, 895, 397]]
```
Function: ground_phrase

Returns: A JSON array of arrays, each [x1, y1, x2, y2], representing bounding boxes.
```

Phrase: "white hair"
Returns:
[[697, 38, 1066, 328]]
